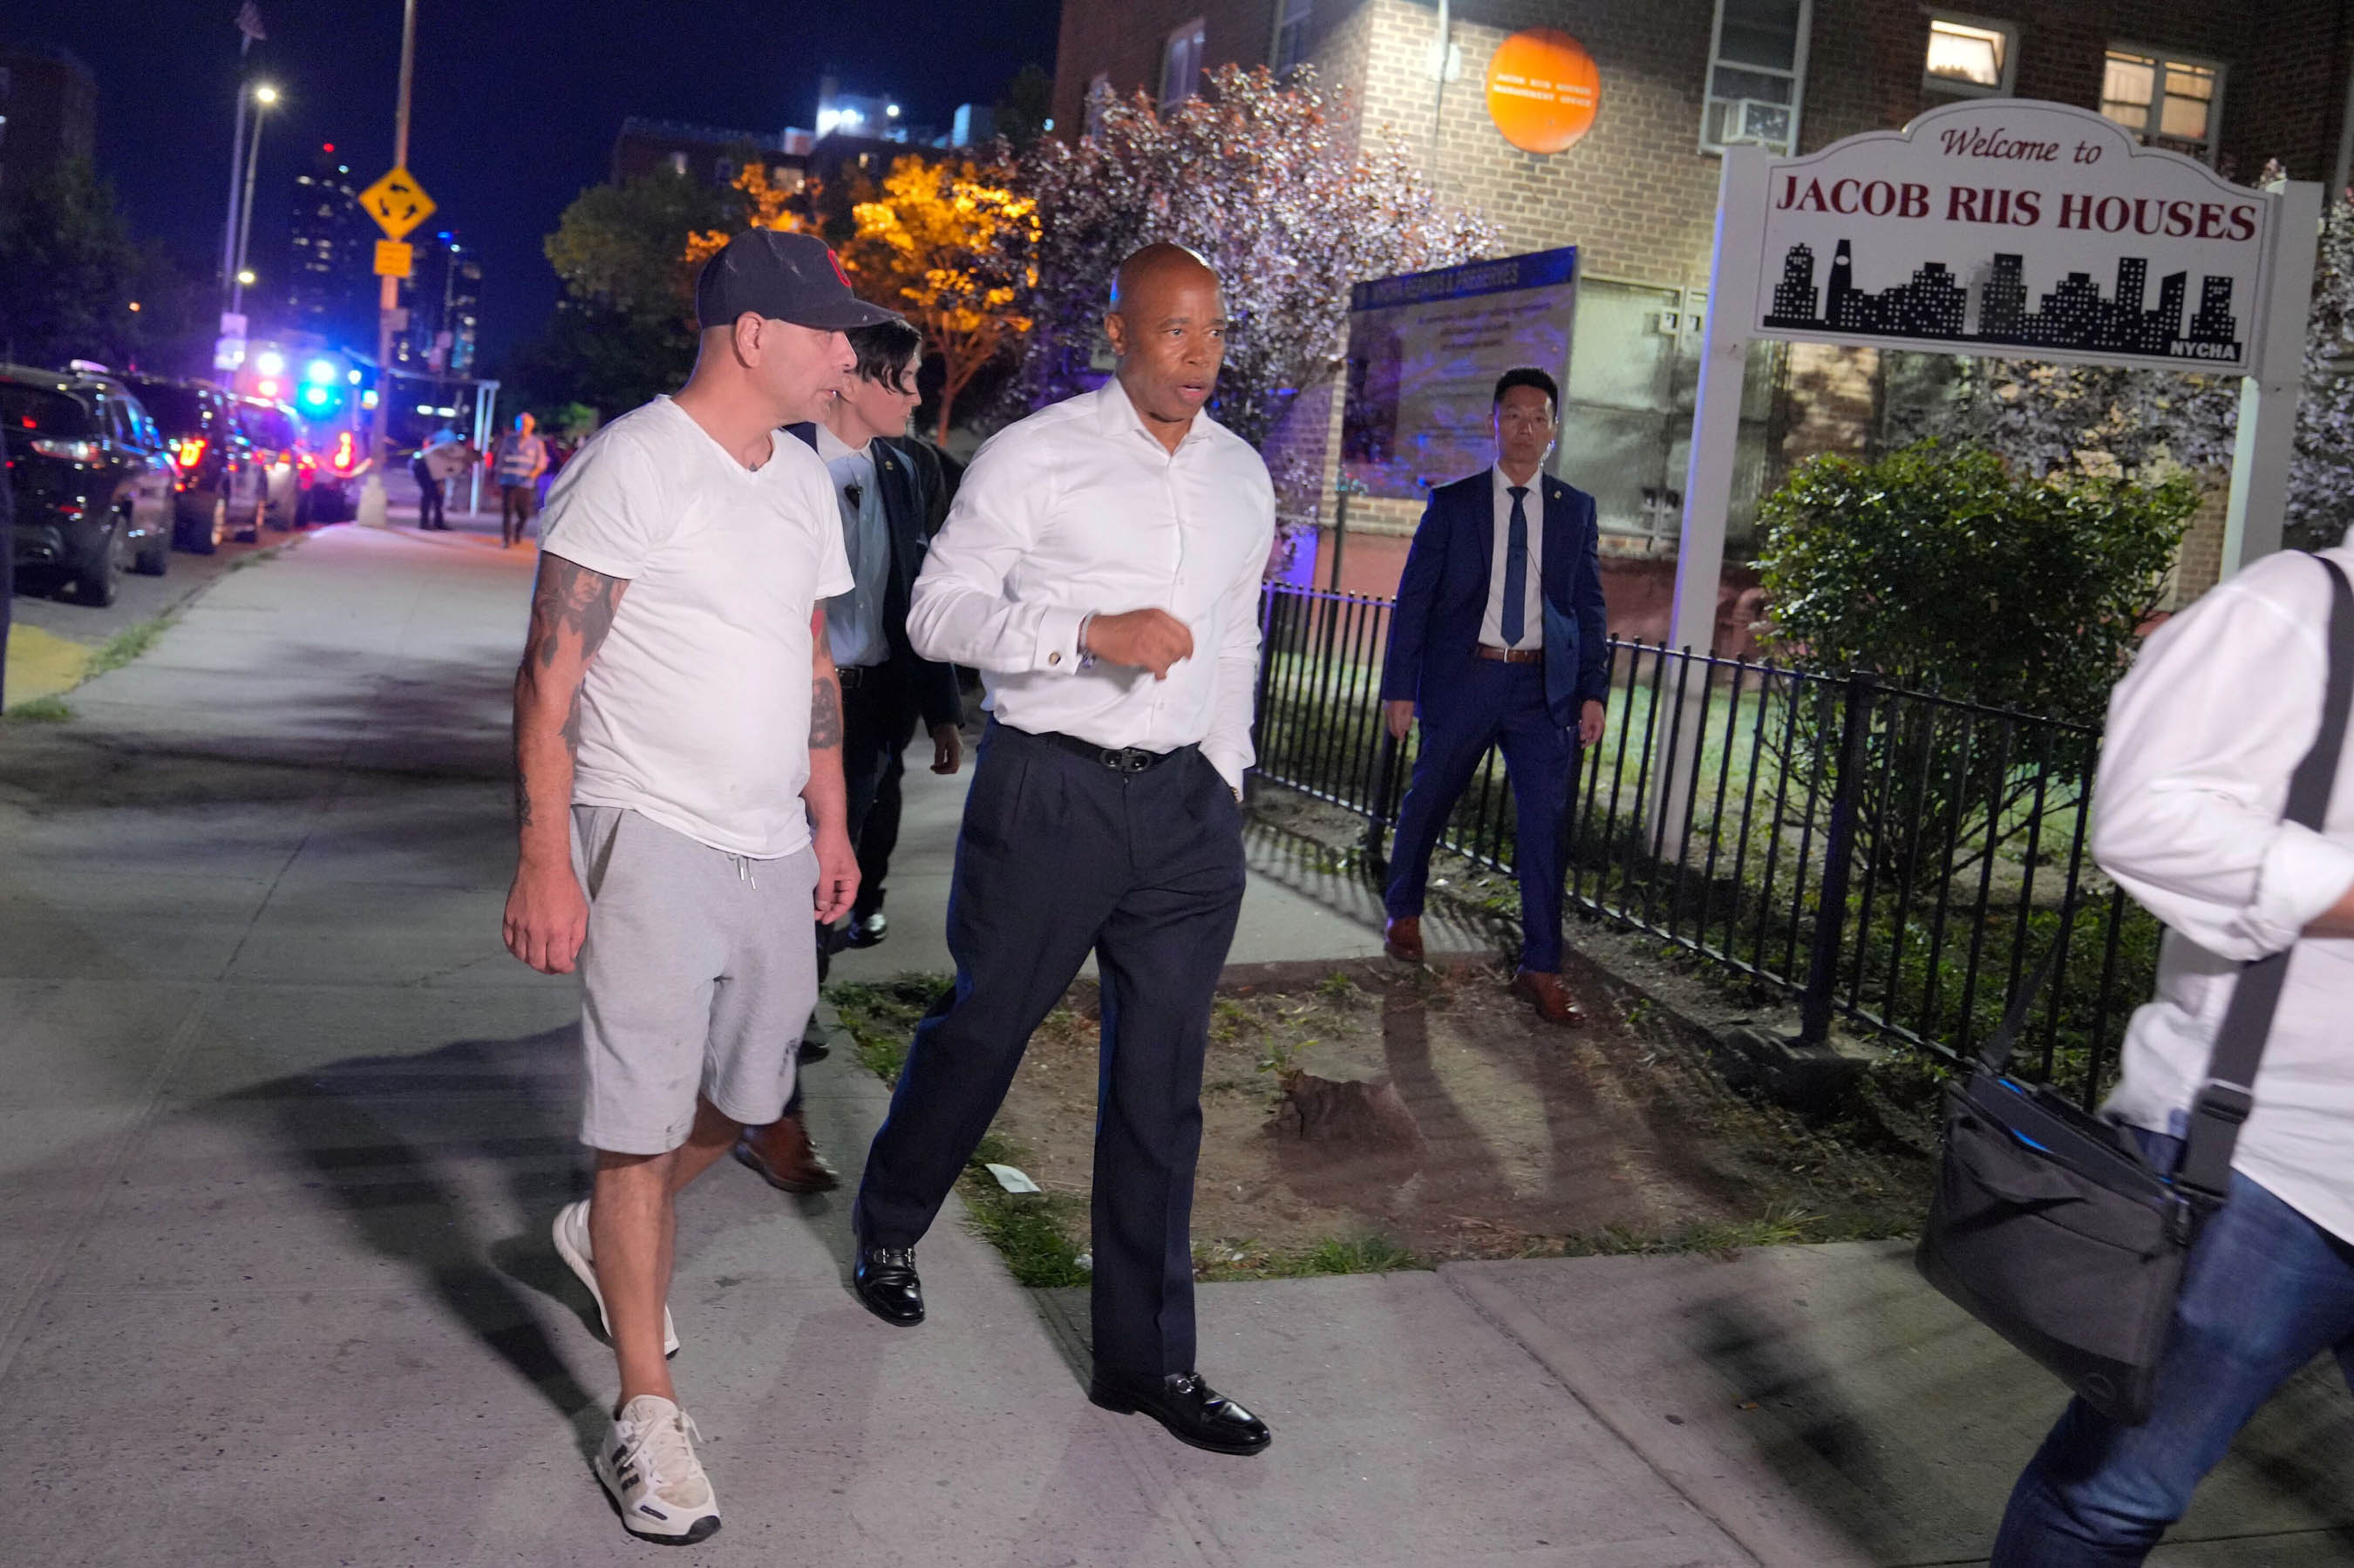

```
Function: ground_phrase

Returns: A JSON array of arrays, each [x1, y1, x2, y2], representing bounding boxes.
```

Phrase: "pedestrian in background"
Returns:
[[492, 411, 548, 547], [852, 242, 1276, 1458], [1377, 367, 1609, 1026], [1992, 542, 2354, 1564], [410, 424, 459, 531]]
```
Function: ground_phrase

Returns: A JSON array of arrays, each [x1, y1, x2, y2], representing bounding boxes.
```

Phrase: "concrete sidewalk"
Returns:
[[0, 524, 1736, 1566], [7, 522, 2351, 1565]]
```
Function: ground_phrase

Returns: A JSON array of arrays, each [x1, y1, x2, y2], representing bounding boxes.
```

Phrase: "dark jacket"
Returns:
[[789, 424, 962, 731], [1378, 468, 1609, 730]]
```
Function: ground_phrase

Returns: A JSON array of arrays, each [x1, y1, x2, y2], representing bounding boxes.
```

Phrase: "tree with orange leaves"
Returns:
[[684, 161, 806, 274], [840, 156, 1038, 443]]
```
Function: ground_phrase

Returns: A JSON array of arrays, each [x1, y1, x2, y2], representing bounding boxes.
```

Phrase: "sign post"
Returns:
[[1660, 98, 2317, 843]]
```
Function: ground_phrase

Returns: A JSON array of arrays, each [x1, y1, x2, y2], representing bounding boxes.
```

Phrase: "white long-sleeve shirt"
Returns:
[[905, 379, 1275, 790], [2097, 544, 2354, 1243]]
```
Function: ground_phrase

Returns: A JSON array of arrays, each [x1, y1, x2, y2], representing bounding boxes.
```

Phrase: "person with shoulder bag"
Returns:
[[1981, 545, 2354, 1564]]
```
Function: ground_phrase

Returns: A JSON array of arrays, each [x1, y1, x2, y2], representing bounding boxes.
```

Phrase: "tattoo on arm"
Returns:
[[529, 555, 625, 670], [514, 555, 626, 833], [809, 675, 842, 749]]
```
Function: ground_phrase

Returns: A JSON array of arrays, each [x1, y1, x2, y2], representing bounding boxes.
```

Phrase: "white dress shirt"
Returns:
[[905, 379, 1276, 789], [2094, 544, 2354, 1243], [1479, 463, 1545, 649]]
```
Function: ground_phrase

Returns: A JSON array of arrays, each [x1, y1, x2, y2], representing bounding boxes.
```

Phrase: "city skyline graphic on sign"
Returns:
[[1759, 240, 2243, 363]]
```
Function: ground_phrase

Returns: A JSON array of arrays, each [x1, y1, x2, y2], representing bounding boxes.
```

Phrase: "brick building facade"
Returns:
[[1053, 1, 2352, 618]]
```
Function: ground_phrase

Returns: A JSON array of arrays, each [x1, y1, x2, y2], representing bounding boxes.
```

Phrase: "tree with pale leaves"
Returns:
[[1911, 172, 2354, 551], [1007, 64, 1499, 471]]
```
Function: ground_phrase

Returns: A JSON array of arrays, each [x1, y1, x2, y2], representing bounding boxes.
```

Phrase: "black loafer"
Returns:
[[843, 911, 888, 949], [1089, 1370, 1271, 1456], [853, 1245, 924, 1327]]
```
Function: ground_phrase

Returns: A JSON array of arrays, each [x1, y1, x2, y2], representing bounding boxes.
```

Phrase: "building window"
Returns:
[[1702, 0, 1811, 156], [1271, 0, 1312, 75], [1161, 18, 1207, 107], [1924, 15, 2014, 97], [2100, 48, 2222, 161], [667, 150, 689, 176]]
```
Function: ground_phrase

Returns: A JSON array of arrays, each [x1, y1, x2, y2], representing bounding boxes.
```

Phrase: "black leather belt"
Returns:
[[837, 665, 879, 689], [1036, 729, 1191, 774]]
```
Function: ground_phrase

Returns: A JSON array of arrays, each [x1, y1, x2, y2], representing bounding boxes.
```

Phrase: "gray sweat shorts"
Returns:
[[571, 804, 819, 1155]]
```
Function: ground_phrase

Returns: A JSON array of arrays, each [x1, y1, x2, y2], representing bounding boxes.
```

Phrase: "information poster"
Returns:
[[1342, 248, 1580, 500]]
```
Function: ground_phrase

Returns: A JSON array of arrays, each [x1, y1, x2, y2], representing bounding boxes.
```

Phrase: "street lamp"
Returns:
[[230, 83, 279, 317]]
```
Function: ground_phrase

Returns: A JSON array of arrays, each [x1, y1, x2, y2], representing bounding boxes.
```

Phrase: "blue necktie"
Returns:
[[1502, 485, 1530, 648]]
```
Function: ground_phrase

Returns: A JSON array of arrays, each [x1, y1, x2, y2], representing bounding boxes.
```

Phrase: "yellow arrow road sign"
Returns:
[[359, 166, 437, 241]]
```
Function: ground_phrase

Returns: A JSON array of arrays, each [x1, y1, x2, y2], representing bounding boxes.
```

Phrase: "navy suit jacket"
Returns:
[[1378, 469, 1609, 730], [787, 424, 963, 732]]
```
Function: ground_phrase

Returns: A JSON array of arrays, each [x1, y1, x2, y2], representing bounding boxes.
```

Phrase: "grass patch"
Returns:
[[3, 695, 73, 723], [1195, 1232, 1425, 1282], [86, 610, 179, 677], [1555, 1205, 1829, 1260], [962, 1130, 1091, 1287], [827, 973, 949, 1085]]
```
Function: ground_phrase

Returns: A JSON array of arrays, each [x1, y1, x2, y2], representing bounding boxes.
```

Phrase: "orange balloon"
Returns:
[[1484, 28, 1601, 155]]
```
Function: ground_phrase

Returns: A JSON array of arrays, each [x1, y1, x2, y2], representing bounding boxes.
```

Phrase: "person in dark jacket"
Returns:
[[735, 317, 963, 1192], [1377, 367, 1609, 1025]]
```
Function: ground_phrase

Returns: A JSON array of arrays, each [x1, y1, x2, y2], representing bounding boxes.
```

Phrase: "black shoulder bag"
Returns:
[[1915, 554, 2354, 1426]]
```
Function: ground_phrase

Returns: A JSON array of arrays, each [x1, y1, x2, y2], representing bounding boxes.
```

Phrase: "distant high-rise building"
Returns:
[[393, 231, 483, 380], [286, 145, 374, 350], [0, 44, 97, 193]]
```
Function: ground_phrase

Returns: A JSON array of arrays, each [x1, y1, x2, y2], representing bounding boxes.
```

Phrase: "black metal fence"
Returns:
[[1248, 583, 2158, 1106]]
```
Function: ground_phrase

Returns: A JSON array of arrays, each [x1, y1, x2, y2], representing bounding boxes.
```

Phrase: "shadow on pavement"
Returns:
[[217, 1028, 604, 1447]]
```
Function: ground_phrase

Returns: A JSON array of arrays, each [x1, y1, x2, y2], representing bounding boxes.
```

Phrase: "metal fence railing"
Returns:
[[1248, 582, 2158, 1107]]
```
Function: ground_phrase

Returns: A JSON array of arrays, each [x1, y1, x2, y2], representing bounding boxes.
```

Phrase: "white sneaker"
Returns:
[[595, 1394, 720, 1544], [553, 1199, 680, 1358]]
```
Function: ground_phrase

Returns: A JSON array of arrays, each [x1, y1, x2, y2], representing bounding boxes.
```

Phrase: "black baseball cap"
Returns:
[[694, 229, 901, 332]]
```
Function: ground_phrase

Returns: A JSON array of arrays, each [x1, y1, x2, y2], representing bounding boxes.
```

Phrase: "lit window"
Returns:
[[1272, 0, 1313, 75], [1160, 18, 1207, 107], [1702, 0, 1811, 156], [2101, 48, 2222, 161], [1924, 16, 2013, 95], [667, 150, 688, 176]]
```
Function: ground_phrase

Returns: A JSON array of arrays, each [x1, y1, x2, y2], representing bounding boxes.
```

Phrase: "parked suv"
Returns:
[[120, 374, 267, 552], [1, 363, 175, 605], [235, 397, 305, 529]]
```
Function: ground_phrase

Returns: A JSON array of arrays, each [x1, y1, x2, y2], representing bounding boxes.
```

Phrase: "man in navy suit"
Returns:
[[1378, 367, 1609, 1025]]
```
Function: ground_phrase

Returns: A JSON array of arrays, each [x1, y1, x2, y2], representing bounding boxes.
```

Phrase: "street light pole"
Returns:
[[219, 33, 255, 307], [229, 85, 276, 319], [358, 0, 418, 529]]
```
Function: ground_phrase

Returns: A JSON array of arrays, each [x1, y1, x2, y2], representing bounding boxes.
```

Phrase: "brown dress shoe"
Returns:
[[734, 1111, 840, 1193], [1384, 915, 1425, 964], [1511, 968, 1587, 1027]]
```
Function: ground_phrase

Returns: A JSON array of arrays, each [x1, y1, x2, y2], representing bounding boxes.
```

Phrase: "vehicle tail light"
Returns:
[[175, 437, 207, 468], [30, 438, 101, 462]]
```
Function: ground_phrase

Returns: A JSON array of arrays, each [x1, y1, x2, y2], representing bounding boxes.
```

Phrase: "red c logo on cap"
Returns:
[[827, 247, 852, 288]]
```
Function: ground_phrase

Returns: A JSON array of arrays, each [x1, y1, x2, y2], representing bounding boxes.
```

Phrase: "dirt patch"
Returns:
[[834, 949, 1929, 1279]]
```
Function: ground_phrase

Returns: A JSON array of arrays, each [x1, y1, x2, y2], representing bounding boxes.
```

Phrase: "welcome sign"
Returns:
[[1747, 98, 2279, 377]]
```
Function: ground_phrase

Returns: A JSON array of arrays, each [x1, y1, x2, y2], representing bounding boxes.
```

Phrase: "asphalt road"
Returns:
[[10, 519, 306, 652]]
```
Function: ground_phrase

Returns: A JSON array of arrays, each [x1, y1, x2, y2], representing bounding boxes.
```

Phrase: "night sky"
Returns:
[[9, 0, 1062, 364]]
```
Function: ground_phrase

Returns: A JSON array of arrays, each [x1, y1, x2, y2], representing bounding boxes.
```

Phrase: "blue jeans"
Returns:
[[1992, 1129, 2354, 1565]]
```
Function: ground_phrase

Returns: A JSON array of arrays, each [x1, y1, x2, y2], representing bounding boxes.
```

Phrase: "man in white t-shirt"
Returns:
[[501, 229, 896, 1546]]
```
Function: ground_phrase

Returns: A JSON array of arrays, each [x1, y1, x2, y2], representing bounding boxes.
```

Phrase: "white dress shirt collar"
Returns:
[[813, 422, 867, 465], [1093, 377, 1216, 454]]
